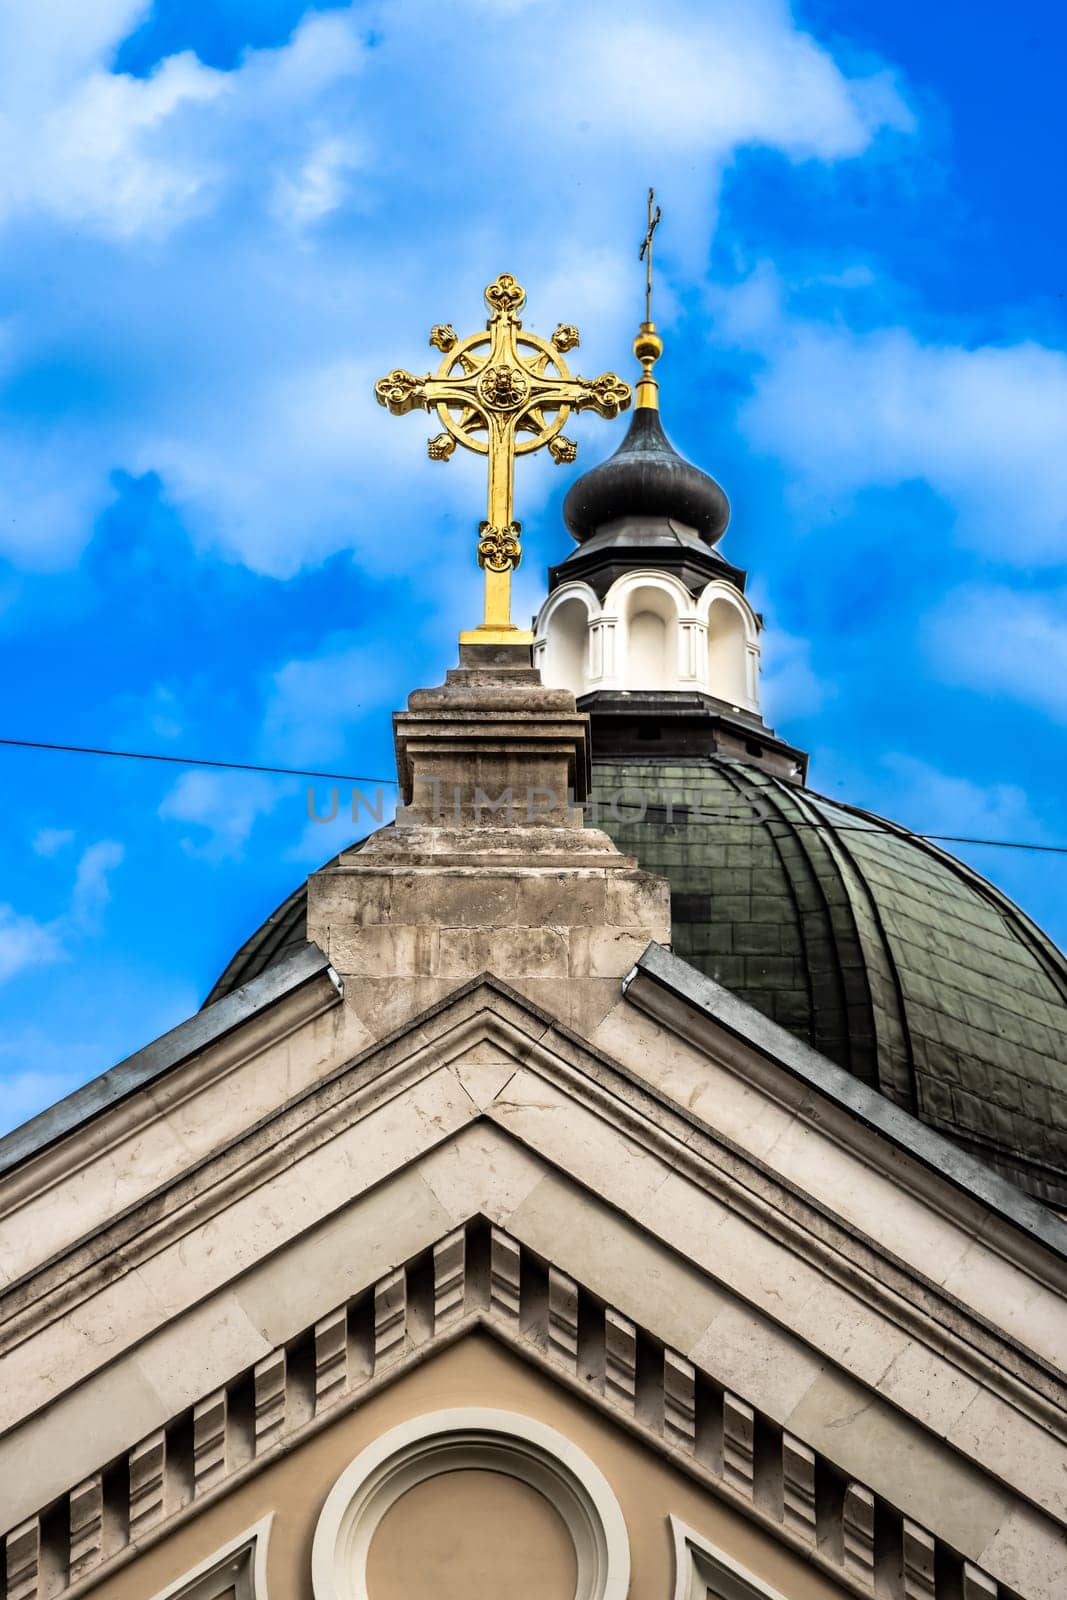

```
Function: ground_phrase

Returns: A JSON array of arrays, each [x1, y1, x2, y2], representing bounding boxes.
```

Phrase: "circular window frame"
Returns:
[[310, 1407, 630, 1600]]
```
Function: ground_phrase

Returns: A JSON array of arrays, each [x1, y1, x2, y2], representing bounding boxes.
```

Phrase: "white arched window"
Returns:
[[534, 570, 761, 708]]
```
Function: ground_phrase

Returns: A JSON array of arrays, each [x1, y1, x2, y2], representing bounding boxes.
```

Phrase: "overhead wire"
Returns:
[[0, 736, 396, 787], [2, 735, 1066, 855]]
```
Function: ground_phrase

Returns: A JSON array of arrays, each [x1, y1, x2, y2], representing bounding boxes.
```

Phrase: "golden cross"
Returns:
[[375, 273, 631, 645], [639, 187, 662, 325]]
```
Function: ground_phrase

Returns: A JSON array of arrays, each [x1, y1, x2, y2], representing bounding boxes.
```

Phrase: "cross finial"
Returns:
[[375, 275, 631, 646], [635, 189, 664, 410], [639, 187, 662, 325]]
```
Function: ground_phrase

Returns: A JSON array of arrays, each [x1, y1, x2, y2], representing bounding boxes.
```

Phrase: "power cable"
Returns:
[[0, 736, 396, 787], [2, 735, 1066, 854]]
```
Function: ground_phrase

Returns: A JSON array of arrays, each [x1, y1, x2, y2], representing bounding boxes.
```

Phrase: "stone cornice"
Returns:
[[0, 945, 343, 1208], [1, 1220, 1017, 1600], [1, 978, 1063, 1475], [0, 979, 1056, 1421], [626, 944, 1067, 1266], [0, 973, 1063, 1599]]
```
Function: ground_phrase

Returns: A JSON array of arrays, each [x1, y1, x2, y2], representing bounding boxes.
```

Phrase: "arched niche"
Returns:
[[696, 580, 760, 711], [368, 1469, 577, 1600], [621, 582, 680, 691], [539, 594, 591, 696], [705, 596, 750, 707]]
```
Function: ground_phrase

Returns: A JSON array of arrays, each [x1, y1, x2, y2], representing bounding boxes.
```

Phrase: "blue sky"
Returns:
[[1, 0, 1065, 1131]]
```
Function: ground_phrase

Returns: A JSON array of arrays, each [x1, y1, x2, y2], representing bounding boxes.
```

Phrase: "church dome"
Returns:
[[206, 759, 1067, 1207], [592, 757, 1067, 1207], [562, 403, 730, 546]]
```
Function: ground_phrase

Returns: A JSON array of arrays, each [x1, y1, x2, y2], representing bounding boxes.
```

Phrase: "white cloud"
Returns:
[[0, 435, 118, 571], [272, 135, 365, 227], [555, 3, 910, 161], [145, 354, 487, 577], [0, 834, 125, 984], [0, 7, 367, 238], [877, 754, 1048, 846], [0, 0, 912, 574], [263, 635, 406, 764], [70, 840, 125, 928], [932, 585, 1067, 720], [40, 51, 227, 235], [722, 269, 1067, 562], [0, 12, 226, 235], [145, 685, 184, 740], [758, 626, 829, 722], [158, 770, 290, 861], [0, 906, 63, 983], [32, 827, 74, 858]]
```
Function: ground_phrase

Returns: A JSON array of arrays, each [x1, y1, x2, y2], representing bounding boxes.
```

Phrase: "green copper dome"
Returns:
[[591, 757, 1067, 1207], [206, 755, 1067, 1208]]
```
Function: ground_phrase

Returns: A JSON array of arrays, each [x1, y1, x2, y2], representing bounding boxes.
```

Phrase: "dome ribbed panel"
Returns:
[[589, 758, 1067, 1202], [590, 760, 822, 1043], [806, 797, 1067, 1204], [773, 784, 915, 1112], [694, 761, 868, 1076], [727, 767, 885, 1087]]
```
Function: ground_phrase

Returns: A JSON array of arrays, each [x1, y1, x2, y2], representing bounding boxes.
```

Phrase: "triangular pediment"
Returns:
[[2, 1207, 1017, 1600], [2, 972, 1063, 1600]]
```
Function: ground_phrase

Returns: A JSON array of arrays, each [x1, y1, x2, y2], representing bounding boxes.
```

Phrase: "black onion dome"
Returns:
[[562, 404, 730, 545]]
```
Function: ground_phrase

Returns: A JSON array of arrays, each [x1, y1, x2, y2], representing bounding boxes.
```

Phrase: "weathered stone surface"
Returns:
[[782, 1434, 817, 1543], [786, 1370, 1009, 1562], [306, 654, 670, 1032], [663, 1350, 697, 1451], [252, 1350, 286, 1456], [394, 650, 591, 824], [192, 1389, 227, 1498], [723, 1392, 755, 1498], [604, 1309, 637, 1414], [67, 1473, 103, 1582], [842, 1483, 875, 1586], [128, 1430, 167, 1539], [432, 1228, 466, 1331]]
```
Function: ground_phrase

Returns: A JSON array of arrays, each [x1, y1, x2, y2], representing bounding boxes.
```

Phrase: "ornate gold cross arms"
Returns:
[[376, 273, 630, 644]]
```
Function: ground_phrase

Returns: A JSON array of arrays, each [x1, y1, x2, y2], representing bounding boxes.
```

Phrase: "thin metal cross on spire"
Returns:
[[639, 187, 662, 324]]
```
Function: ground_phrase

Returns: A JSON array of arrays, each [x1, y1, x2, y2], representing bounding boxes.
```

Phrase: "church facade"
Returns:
[[1, 284, 1064, 1600]]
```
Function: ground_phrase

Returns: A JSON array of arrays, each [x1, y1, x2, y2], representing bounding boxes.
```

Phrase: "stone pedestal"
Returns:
[[306, 645, 671, 1037], [393, 643, 590, 829]]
